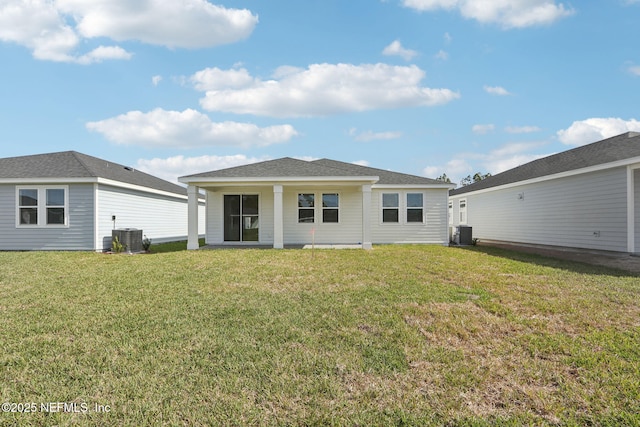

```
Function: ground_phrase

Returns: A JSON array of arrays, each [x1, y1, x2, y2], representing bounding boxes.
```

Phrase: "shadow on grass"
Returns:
[[456, 244, 639, 278], [148, 238, 206, 254]]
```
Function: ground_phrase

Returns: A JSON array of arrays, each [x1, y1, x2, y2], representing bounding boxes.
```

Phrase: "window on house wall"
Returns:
[[19, 189, 38, 225], [322, 193, 339, 223], [382, 193, 399, 223], [448, 201, 453, 224], [46, 189, 66, 225], [459, 199, 467, 224], [17, 186, 67, 227], [406, 193, 424, 223], [298, 193, 315, 223]]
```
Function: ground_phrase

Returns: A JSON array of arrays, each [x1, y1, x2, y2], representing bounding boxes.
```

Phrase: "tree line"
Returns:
[[436, 172, 491, 187]]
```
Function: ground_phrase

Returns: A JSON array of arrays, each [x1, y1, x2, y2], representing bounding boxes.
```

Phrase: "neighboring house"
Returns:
[[0, 151, 204, 251], [178, 157, 455, 249], [449, 132, 640, 254]]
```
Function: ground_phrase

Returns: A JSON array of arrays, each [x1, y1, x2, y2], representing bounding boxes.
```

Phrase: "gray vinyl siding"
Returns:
[[97, 184, 193, 250], [450, 168, 628, 252], [371, 189, 449, 244], [0, 184, 94, 250]]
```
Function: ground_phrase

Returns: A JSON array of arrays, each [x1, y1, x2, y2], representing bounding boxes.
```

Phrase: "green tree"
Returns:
[[460, 172, 491, 187], [436, 173, 451, 183]]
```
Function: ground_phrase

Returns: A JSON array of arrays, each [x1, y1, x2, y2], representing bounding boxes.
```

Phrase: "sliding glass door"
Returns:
[[224, 194, 259, 242]]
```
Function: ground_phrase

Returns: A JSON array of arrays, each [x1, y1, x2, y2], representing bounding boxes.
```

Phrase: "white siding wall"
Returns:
[[205, 188, 274, 245], [371, 188, 449, 244], [97, 184, 202, 250], [450, 168, 629, 252], [283, 187, 362, 245], [204, 186, 451, 246], [0, 184, 94, 250]]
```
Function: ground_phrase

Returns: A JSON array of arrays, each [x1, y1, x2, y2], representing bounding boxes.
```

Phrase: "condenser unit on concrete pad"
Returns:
[[456, 225, 473, 245], [112, 228, 143, 253]]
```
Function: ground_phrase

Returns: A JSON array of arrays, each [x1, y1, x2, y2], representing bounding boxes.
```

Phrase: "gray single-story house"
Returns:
[[0, 151, 204, 251], [449, 131, 640, 254], [179, 157, 455, 249]]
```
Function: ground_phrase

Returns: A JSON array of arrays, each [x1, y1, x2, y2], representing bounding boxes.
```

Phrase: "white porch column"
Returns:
[[273, 184, 284, 249], [362, 184, 372, 249], [627, 166, 636, 253], [187, 185, 200, 250]]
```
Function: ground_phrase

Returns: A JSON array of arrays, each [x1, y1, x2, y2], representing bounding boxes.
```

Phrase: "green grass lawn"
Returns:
[[1, 244, 638, 426]]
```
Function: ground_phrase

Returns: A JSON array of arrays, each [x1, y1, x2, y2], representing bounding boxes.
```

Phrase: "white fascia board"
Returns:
[[96, 178, 189, 200], [373, 183, 455, 190], [450, 156, 640, 198], [0, 177, 193, 201], [0, 177, 94, 185], [179, 176, 380, 186]]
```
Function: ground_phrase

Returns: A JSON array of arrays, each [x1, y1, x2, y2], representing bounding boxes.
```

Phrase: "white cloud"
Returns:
[[472, 124, 495, 134], [627, 65, 640, 76], [136, 154, 269, 185], [0, 0, 80, 62], [76, 46, 133, 65], [505, 125, 541, 134], [86, 108, 298, 149], [352, 160, 371, 167], [190, 67, 256, 91], [424, 158, 473, 180], [435, 50, 449, 60], [484, 85, 512, 96], [196, 63, 460, 118], [152, 75, 162, 86], [58, 0, 258, 48], [0, 0, 257, 63], [424, 140, 550, 184], [382, 40, 418, 61], [557, 118, 640, 146], [402, 0, 574, 29], [443, 32, 453, 44], [350, 128, 403, 142]]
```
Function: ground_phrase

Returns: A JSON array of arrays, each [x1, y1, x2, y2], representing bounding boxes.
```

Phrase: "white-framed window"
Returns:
[[322, 193, 339, 223], [298, 192, 340, 224], [459, 199, 467, 224], [16, 186, 69, 227], [381, 192, 426, 224], [406, 193, 424, 223], [382, 193, 399, 223], [298, 193, 315, 223]]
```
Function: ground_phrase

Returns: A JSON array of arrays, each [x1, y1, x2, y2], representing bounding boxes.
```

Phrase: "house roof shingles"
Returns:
[[181, 157, 447, 186], [0, 151, 187, 196], [450, 132, 640, 196]]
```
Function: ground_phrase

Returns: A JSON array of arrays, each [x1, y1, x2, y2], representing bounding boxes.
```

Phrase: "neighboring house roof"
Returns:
[[450, 132, 640, 196], [180, 157, 451, 187], [0, 151, 187, 196]]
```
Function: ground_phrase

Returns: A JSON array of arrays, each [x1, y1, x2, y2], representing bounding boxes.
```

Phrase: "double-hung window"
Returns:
[[18, 189, 39, 225], [382, 192, 426, 224], [322, 193, 339, 223], [406, 193, 424, 223], [298, 193, 340, 223], [382, 193, 399, 223], [298, 193, 315, 223], [17, 186, 68, 227]]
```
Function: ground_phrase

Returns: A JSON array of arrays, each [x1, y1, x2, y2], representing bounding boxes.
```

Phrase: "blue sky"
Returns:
[[1, 0, 639, 186]]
